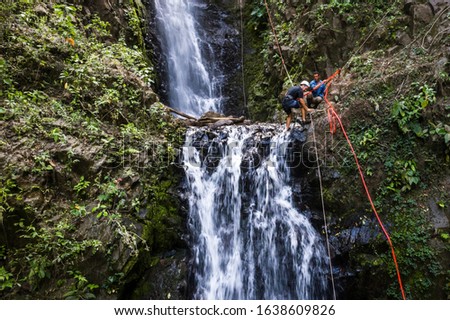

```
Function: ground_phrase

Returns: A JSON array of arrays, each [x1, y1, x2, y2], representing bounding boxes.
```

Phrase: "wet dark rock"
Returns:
[[218, 131, 228, 141], [429, 199, 450, 229], [403, 0, 417, 14], [289, 127, 307, 145], [123, 249, 188, 299], [210, 119, 234, 129], [412, 4, 434, 24], [331, 224, 380, 256], [396, 31, 413, 46], [204, 141, 222, 170], [206, 131, 218, 140], [428, 0, 449, 13]]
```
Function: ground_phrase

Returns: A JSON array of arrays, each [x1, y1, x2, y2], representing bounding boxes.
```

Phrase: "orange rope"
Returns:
[[320, 69, 341, 134], [329, 107, 407, 300], [322, 74, 407, 299]]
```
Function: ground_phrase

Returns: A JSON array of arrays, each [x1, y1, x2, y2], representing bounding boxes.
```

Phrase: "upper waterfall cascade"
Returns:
[[154, 0, 224, 116]]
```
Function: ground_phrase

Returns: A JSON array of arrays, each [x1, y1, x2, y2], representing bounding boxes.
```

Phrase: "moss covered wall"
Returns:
[[0, 0, 187, 299]]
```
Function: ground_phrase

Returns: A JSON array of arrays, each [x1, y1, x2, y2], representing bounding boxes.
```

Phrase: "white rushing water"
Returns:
[[154, 0, 222, 116], [183, 126, 329, 299]]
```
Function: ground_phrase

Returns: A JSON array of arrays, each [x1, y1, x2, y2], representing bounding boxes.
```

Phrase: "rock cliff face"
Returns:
[[243, 0, 449, 299], [1, 0, 448, 300]]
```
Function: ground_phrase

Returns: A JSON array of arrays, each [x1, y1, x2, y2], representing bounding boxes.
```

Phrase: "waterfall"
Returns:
[[154, 0, 329, 300], [154, 0, 223, 116], [182, 126, 329, 299]]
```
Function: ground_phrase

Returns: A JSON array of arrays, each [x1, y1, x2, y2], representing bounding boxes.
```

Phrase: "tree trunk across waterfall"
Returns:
[[166, 108, 247, 128]]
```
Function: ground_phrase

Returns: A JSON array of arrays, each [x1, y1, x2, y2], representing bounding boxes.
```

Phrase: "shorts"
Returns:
[[282, 97, 300, 115]]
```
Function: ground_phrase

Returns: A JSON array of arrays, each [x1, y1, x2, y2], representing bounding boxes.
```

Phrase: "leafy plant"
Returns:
[[391, 83, 436, 135], [73, 176, 90, 195], [0, 267, 15, 291], [248, 0, 267, 31], [437, 200, 446, 208], [385, 159, 420, 192], [70, 204, 88, 217], [63, 270, 98, 300], [120, 122, 143, 139], [359, 127, 380, 146], [49, 127, 66, 143], [440, 233, 449, 241], [1, 0, 185, 300], [0, 178, 18, 219], [429, 121, 450, 147], [32, 152, 54, 174], [84, 15, 110, 38], [103, 272, 124, 295], [53, 4, 79, 39], [14, 220, 102, 289]]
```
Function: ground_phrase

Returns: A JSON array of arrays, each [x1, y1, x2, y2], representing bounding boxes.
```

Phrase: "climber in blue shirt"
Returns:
[[307, 71, 326, 109]]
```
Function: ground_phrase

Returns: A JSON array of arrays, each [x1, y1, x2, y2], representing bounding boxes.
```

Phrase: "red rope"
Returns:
[[322, 69, 340, 134], [324, 79, 407, 300]]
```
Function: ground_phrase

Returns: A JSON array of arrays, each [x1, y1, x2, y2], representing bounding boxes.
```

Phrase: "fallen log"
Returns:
[[165, 107, 247, 128], [197, 116, 245, 123], [165, 106, 197, 120]]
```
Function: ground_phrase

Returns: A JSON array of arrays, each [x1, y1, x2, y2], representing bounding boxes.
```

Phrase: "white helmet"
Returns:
[[300, 80, 310, 87]]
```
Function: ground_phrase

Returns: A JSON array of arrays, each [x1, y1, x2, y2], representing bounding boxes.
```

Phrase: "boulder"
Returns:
[[412, 4, 434, 24], [428, 0, 449, 13], [209, 119, 234, 129], [403, 0, 417, 14]]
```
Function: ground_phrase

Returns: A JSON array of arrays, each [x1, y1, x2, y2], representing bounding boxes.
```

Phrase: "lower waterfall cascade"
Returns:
[[182, 125, 330, 299]]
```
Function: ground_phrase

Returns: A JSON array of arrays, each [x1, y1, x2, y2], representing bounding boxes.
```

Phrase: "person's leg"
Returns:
[[312, 96, 323, 108], [286, 112, 292, 130], [301, 107, 306, 121], [306, 95, 312, 108]]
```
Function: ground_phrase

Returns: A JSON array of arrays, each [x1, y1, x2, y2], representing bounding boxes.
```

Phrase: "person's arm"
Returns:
[[318, 82, 326, 97], [298, 97, 308, 109]]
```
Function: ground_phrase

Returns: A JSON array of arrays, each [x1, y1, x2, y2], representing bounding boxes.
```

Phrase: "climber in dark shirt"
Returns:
[[281, 80, 313, 130]]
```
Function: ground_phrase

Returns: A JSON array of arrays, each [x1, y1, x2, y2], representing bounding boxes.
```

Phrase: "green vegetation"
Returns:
[[63, 270, 99, 300], [330, 53, 449, 298], [391, 83, 436, 136], [244, 0, 404, 113], [0, 1, 186, 299]]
